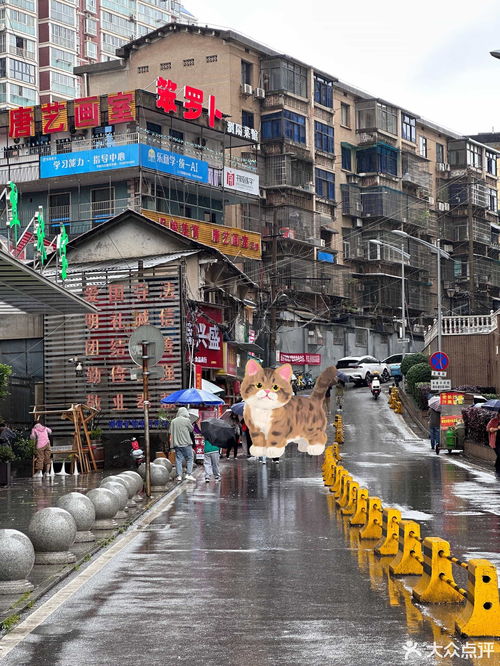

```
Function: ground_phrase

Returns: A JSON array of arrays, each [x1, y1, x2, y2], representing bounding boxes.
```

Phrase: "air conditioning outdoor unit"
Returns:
[[254, 87, 265, 99], [427, 196, 434, 205], [241, 84, 253, 95], [443, 202, 450, 211], [437, 163, 451, 172], [355, 218, 363, 228]]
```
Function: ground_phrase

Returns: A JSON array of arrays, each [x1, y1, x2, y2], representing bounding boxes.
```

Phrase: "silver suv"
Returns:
[[336, 356, 390, 386]]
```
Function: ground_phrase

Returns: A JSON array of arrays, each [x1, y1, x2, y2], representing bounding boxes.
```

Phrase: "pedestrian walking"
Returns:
[[0, 422, 16, 447], [486, 413, 500, 473], [241, 419, 254, 459], [429, 407, 441, 450], [170, 406, 196, 482], [335, 380, 345, 411], [30, 419, 52, 478], [203, 437, 221, 482], [226, 413, 241, 459]]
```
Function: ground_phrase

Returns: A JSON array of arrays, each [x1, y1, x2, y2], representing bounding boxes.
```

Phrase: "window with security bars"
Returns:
[[315, 168, 335, 201], [314, 121, 334, 153]]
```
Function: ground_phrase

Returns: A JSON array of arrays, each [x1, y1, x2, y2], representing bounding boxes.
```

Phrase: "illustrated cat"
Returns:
[[241, 359, 337, 458]]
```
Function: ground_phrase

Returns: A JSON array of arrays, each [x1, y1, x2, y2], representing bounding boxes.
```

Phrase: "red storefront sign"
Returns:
[[194, 364, 203, 389], [278, 353, 321, 365], [189, 306, 223, 369]]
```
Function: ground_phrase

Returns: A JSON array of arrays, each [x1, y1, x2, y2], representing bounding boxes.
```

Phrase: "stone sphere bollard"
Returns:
[[150, 463, 169, 492], [102, 474, 136, 507], [28, 508, 77, 565], [56, 492, 96, 543], [153, 457, 173, 473], [137, 462, 146, 480], [169, 468, 177, 480], [100, 480, 129, 519], [120, 471, 143, 501], [0, 529, 35, 593], [87, 488, 120, 530]]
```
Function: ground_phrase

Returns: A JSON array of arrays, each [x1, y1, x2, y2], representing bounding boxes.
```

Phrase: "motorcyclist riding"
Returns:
[[370, 373, 381, 400]]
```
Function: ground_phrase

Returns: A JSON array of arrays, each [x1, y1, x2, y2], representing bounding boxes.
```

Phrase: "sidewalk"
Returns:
[[0, 469, 181, 627]]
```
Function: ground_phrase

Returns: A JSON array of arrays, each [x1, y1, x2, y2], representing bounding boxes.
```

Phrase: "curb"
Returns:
[[0, 473, 198, 631]]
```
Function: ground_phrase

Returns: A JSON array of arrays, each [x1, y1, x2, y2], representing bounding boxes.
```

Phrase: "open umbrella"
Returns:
[[230, 401, 245, 417], [160, 388, 225, 405], [479, 399, 500, 412], [200, 418, 236, 449], [428, 396, 441, 412], [202, 379, 224, 395], [337, 372, 349, 384]]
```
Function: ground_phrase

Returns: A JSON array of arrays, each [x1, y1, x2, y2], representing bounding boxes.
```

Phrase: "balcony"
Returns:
[[424, 311, 499, 347], [402, 152, 431, 190]]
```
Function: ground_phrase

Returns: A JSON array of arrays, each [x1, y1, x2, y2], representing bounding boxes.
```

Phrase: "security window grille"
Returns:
[[315, 168, 335, 201], [262, 110, 306, 144], [436, 142, 445, 164], [137, 65, 149, 73], [160, 62, 171, 70], [314, 121, 334, 153], [183, 58, 194, 67], [489, 188, 497, 212], [402, 114, 416, 142], [206, 55, 217, 63], [341, 146, 352, 171], [314, 74, 333, 108]]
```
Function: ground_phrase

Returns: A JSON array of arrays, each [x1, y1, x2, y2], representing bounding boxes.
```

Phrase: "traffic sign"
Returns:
[[430, 351, 449, 371], [128, 325, 164, 367], [431, 379, 452, 390], [431, 370, 447, 377]]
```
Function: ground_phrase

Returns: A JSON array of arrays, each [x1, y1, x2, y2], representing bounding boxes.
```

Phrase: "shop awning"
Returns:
[[228, 340, 264, 353], [0, 250, 97, 315]]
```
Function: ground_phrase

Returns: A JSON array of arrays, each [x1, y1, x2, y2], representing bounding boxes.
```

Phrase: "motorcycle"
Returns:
[[122, 437, 145, 468], [370, 377, 381, 401]]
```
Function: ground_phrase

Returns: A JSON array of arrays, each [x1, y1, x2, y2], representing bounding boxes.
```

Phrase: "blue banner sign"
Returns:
[[40, 143, 209, 184], [139, 144, 208, 183], [40, 144, 139, 178]]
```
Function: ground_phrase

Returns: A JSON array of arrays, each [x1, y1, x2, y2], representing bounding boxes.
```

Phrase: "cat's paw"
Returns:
[[307, 443, 325, 456], [250, 445, 266, 456], [265, 446, 285, 458], [296, 439, 308, 452]]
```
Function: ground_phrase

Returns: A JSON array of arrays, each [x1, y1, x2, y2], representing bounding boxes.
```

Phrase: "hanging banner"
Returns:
[[278, 353, 322, 365]]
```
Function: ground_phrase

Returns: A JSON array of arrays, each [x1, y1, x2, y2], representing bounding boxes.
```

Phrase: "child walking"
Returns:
[[204, 437, 221, 482]]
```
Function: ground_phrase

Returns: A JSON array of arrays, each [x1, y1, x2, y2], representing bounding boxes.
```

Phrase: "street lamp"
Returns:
[[369, 239, 411, 351], [390, 231, 451, 352]]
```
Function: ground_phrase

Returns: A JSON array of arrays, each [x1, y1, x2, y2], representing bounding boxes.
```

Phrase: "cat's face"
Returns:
[[241, 360, 293, 411]]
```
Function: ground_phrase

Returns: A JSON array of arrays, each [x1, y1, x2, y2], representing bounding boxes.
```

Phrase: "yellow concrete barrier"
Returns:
[[331, 443, 341, 462], [389, 520, 423, 576], [330, 466, 346, 495], [412, 537, 464, 604], [359, 497, 383, 540], [455, 559, 500, 638], [336, 475, 353, 507], [341, 481, 359, 516], [334, 414, 344, 444], [334, 470, 350, 500], [349, 487, 369, 527], [374, 508, 401, 557]]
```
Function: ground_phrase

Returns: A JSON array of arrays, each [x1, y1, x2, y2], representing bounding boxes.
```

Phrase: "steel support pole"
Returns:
[[142, 341, 151, 498], [436, 239, 442, 353], [401, 242, 406, 352]]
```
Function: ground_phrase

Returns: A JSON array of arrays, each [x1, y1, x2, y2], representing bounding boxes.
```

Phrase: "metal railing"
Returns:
[[424, 310, 499, 346]]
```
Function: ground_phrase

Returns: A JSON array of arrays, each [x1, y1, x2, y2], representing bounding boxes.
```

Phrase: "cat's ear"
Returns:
[[275, 364, 293, 382], [245, 359, 262, 377]]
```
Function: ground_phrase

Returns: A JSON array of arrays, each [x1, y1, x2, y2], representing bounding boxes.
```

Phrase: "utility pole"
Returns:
[[269, 207, 278, 366], [467, 173, 475, 314], [141, 341, 151, 498]]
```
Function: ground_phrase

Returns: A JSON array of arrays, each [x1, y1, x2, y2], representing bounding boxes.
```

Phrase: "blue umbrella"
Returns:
[[337, 372, 349, 383], [230, 401, 245, 416], [480, 399, 500, 412], [160, 388, 225, 405]]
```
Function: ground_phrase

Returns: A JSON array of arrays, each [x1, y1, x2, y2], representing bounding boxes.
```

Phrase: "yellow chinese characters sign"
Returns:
[[141, 210, 262, 260]]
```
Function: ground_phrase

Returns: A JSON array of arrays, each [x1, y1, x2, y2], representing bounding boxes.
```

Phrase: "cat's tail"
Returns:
[[310, 366, 338, 401]]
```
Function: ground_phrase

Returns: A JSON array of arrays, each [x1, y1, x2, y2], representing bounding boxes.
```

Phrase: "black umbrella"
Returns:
[[200, 418, 236, 449]]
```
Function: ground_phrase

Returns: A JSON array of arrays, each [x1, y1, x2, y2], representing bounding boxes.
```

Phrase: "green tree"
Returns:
[[401, 353, 428, 377], [406, 363, 432, 392], [0, 363, 12, 400]]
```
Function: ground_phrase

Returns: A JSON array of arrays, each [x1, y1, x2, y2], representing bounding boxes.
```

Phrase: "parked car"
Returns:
[[382, 353, 412, 378], [336, 356, 390, 386]]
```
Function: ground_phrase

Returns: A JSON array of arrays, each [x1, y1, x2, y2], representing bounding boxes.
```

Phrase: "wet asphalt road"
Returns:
[[1, 386, 500, 666]]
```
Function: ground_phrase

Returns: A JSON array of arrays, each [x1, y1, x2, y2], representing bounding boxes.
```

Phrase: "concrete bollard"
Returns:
[[56, 492, 96, 543], [359, 497, 383, 540], [349, 488, 369, 527], [412, 537, 464, 604], [331, 466, 346, 496], [87, 488, 120, 530], [101, 475, 136, 507], [335, 471, 351, 502], [150, 463, 169, 491], [374, 508, 402, 557], [153, 457, 173, 473], [341, 481, 359, 516], [28, 507, 77, 565], [455, 559, 500, 638], [120, 471, 144, 501], [389, 520, 423, 576], [337, 475, 353, 508], [0, 529, 35, 594], [100, 480, 129, 519]]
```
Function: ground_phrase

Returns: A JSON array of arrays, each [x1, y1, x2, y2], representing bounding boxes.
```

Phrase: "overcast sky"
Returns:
[[186, 0, 500, 136]]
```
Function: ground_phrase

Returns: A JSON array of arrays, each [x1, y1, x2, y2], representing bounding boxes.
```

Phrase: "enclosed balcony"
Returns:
[[356, 100, 398, 137], [264, 154, 313, 192], [401, 152, 431, 190]]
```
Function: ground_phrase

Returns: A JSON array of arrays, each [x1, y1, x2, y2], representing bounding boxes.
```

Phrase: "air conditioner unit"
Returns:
[[443, 202, 450, 211], [427, 196, 434, 205], [303, 184, 315, 193], [241, 84, 253, 95], [355, 218, 363, 228], [346, 174, 359, 184], [318, 239, 326, 247], [438, 202, 446, 211], [254, 87, 265, 99], [437, 163, 450, 172]]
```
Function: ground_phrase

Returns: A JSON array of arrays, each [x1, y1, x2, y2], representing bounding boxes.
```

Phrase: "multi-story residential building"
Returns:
[[71, 22, 499, 365], [0, 0, 195, 108]]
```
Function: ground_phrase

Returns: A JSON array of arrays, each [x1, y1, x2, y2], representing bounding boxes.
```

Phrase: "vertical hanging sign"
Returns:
[[35, 207, 47, 265], [7, 182, 21, 243], [57, 224, 69, 280]]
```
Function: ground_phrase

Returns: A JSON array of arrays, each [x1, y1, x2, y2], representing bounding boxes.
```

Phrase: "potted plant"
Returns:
[[0, 444, 15, 486], [11, 436, 35, 477], [88, 427, 104, 468]]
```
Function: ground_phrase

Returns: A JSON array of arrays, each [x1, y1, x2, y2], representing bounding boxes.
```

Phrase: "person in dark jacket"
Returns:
[[226, 413, 241, 460], [429, 408, 441, 450]]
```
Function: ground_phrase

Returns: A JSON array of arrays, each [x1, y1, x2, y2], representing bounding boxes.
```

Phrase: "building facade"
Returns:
[[0, 0, 195, 109]]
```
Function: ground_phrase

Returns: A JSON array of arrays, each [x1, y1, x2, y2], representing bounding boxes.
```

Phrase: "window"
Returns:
[[51, 71, 75, 96], [341, 146, 352, 171], [146, 121, 161, 136], [314, 74, 333, 108], [137, 65, 149, 73], [340, 102, 350, 127], [183, 58, 194, 67], [261, 110, 306, 144], [418, 136, 427, 158], [85, 0, 96, 12], [85, 17, 97, 35], [357, 145, 398, 176], [10, 58, 35, 84], [11, 35, 36, 60], [401, 113, 416, 143], [137, 3, 168, 23], [9, 0, 35, 12], [100, 11, 132, 38], [467, 143, 481, 168], [206, 55, 217, 63], [262, 58, 307, 97], [101, 32, 126, 54], [241, 60, 252, 85], [51, 0, 75, 25], [242, 110, 254, 129], [489, 188, 497, 213], [48, 192, 71, 225], [91, 187, 115, 222], [51, 47, 75, 72], [342, 239, 350, 260], [486, 150, 497, 176], [8, 10, 36, 35], [85, 40, 97, 59], [160, 61, 171, 70], [377, 103, 397, 135], [436, 142, 445, 164], [314, 121, 334, 153], [51, 24, 75, 50], [315, 168, 335, 200], [357, 101, 397, 134]]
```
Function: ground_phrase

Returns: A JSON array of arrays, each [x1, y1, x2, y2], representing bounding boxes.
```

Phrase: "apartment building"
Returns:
[[0, 0, 195, 109]]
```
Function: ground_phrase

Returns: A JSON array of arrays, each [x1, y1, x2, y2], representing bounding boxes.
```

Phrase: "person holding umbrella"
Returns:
[[484, 399, 500, 473], [170, 407, 196, 482], [428, 395, 441, 451]]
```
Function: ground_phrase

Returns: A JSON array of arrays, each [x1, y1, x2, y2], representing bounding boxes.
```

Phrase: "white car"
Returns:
[[336, 356, 390, 385]]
